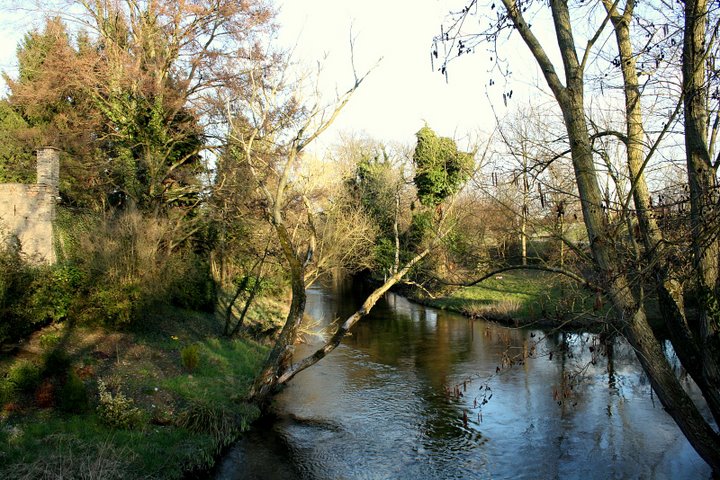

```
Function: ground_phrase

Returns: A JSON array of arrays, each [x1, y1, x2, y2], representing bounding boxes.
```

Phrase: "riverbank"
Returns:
[[410, 270, 606, 329], [0, 299, 284, 479]]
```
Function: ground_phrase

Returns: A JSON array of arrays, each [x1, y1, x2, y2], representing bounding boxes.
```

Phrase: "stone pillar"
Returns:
[[37, 146, 60, 195]]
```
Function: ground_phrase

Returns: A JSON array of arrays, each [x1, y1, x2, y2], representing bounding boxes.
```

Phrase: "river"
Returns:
[[214, 286, 712, 479]]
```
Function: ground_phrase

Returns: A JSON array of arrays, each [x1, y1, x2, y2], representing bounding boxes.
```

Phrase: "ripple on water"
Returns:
[[215, 289, 713, 480]]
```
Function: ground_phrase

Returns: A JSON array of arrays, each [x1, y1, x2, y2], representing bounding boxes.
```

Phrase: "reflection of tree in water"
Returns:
[[233, 288, 711, 479], [343, 293, 486, 456], [442, 326, 647, 426]]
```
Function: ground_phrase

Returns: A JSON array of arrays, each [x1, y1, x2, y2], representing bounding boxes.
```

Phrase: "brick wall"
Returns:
[[0, 147, 59, 263]]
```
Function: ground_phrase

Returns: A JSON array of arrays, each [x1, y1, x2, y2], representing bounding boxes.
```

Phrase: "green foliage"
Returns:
[[41, 348, 72, 377], [372, 237, 396, 273], [38, 331, 62, 350], [58, 371, 89, 413], [404, 211, 434, 252], [0, 244, 38, 344], [0, 100, 34, 183], [180, 344, 200, 372], [7, 360, 41, 393], [85, 284, 140, 327], [352, 155, 398, 233], [52, 208, 216, 328], [413, 125, 473, 207], [96, 379, 144, 430], [167, 255, 216, 312], [29, 264, 85, 324]]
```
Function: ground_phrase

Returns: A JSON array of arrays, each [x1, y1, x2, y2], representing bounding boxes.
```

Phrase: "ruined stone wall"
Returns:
[[0, 147, 59, 263]]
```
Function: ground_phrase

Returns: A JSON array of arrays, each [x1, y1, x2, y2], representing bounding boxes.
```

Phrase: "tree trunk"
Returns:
[[604, 0, 720, 426], [682, 0, 720, 428], [247, 215, 308, 404], [393, 187, 401, 275], [247, 268, 306, 403], [275, 248, 430, 386], [502, 0, 720, 469]]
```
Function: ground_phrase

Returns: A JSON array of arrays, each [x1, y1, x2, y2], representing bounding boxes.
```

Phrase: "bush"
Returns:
[[0, 243, 40, 344], [180, 344, 200, 372], [167, 255, 216, 311], [7, 360, 41, 393], [85, 284, 140, 327], [96, 379, 144, 429], [38, 331, 62, 350], [28, 264, 85, 324], [56, 208, 216, 328], [41, 348, 72, 377], [58, 371, 89, 413]]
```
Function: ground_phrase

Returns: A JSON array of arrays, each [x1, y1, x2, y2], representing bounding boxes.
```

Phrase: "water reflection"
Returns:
[[215, 287, 712, 480]]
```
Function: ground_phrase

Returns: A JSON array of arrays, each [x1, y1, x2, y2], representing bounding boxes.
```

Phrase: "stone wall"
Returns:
[[0, 147, 59, 263]]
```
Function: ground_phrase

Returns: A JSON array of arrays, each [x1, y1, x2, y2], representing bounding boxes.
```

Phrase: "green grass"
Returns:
[[162, 338, 267, 405], [0, 412, 217, 479], [0, 306, 271, 479], [424, 270, 601, 326]]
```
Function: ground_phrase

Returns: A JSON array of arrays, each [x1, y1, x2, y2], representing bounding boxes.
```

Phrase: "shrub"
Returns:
[[58, 371, 89, 413], [180, 344, 200, 372], [96, 379, 144, 429], [7, 360, 41, 393], [0, 243, 39, 344], [57, 209, 216, 327], [85, 284, 140, 327], [167, 255, 216, 312], [41, 348, 72, 377], [28, 264, 85, 324], [38, 331, 62, 350]]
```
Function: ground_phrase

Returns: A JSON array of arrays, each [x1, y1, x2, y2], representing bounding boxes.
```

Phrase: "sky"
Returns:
[[274, 0, 501, 152], [0, 0, 547, 153]]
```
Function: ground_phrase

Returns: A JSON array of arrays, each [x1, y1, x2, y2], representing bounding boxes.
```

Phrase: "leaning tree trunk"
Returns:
[[247, 267, 306, 404], [247, 220, 308, 405], [248, 247, 430, 406]]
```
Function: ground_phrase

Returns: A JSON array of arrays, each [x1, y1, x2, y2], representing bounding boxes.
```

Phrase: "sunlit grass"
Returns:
[[161, 337, 267, 405], [426, 270, 599, 325], [0, 306, 271, 479]]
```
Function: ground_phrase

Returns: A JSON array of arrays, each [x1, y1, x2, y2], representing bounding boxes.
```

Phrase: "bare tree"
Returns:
[[436, 0, 720, 469]]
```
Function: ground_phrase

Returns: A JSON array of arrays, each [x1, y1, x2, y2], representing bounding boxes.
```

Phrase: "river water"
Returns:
[[215, 286, 712, 479]]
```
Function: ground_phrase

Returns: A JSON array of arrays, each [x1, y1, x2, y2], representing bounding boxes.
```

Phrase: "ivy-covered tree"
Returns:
[[412, 125, 473, 207]]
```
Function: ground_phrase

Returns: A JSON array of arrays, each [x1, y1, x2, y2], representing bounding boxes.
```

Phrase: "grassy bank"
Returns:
[[0, 302, 282, 479], [419, 270, 604, 328]]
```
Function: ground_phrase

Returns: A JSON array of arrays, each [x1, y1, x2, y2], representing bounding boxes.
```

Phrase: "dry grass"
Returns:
[[11, 434, 134, 480], [461, 299, 522, 319]]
